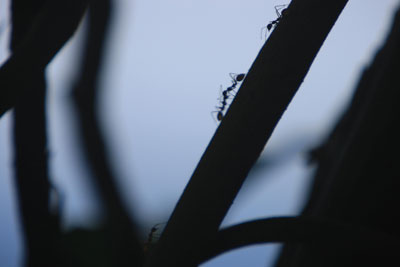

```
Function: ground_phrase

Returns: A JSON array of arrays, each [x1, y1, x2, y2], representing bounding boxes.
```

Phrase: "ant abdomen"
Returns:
[[229, 73, 246, 83], [235, 73, 246, 82], [217, 112, 223, 121]]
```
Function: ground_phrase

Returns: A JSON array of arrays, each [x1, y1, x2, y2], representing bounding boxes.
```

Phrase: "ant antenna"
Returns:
[[274, 4, 287, 17]]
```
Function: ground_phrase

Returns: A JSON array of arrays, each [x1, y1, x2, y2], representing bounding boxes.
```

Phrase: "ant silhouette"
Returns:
[[261, 4, 287, 39], [212, 73, 246, 122], [143, 222, 167, 252]]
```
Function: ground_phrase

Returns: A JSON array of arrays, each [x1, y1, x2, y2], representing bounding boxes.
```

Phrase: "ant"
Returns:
[[212, 73, 245, 122], [143, 222, 166, 252], [261, 4, 287, 39]]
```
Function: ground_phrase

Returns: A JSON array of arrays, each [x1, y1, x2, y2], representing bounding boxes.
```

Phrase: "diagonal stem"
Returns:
[[145, 0, 349, 266]]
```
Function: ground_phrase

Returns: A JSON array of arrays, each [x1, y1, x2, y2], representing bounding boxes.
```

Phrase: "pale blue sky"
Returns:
[[1, 0, 399, 266]]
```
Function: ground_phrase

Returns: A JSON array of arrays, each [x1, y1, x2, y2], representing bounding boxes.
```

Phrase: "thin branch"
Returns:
[[197, 216, 398, 264], [0, 0, 88, 117], [145, 0, 348, 266]]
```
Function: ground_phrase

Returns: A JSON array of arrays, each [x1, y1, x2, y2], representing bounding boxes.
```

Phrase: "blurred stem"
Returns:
[[0, 0, 88, 117], [145, 0, 348, 266], [275, 6, 400, 267], [13, 72, 60, 267], [10, 1, 62, 266], [71, 1, 143, 266]]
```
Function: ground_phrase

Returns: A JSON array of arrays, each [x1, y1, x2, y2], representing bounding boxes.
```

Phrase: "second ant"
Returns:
[[213, 73, 245, 122], [261, 4, 288, 39]]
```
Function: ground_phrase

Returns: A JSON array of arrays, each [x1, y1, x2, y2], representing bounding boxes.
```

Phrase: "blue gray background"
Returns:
[[1, 0, 398, 266]]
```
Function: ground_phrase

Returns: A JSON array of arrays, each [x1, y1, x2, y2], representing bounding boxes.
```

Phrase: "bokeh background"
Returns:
[[1, 0, 399, 266]]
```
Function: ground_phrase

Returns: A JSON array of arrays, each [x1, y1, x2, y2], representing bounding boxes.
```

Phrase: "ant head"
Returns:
[[236, 73, 245, 82], [281, 8, 288, 16], [267, 23, 273, 31]]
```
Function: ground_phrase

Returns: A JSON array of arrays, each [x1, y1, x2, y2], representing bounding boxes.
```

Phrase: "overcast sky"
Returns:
[[1, 0, 399, 266]]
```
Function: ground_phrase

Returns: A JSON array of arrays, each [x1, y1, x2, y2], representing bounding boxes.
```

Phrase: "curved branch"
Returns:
[[197, 217, 398, 264], [71, 1, 144, 266]]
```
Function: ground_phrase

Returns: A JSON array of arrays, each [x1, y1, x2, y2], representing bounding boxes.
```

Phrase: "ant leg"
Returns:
[[216, 85, 224, 101], [229, 73, 237, 85], [229, 72, 238, 81], [226, 86, 237, 96], [261, 26, 268, 40]]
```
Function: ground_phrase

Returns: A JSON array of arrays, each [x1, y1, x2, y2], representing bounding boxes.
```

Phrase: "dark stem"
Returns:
[[145, 1, 348, 266], [197, 217, 398, 264], [13, 73, 61, 267], [0, 0, 88, 117], [10, 1, 62, 266], [275, 6, 400, 267]]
